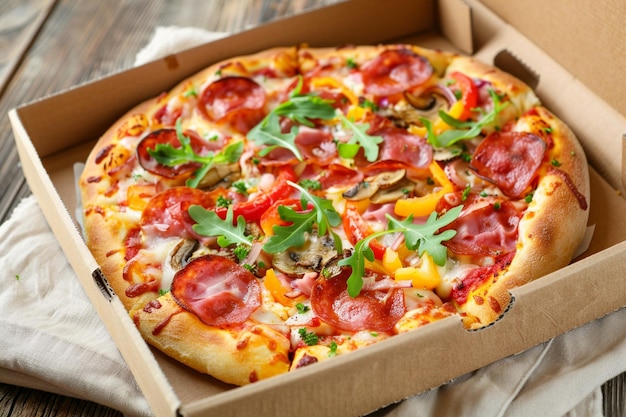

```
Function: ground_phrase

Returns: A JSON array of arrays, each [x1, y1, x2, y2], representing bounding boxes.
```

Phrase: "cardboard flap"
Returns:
[[479, 0, 626, 118], [465, 0, 626, 196]]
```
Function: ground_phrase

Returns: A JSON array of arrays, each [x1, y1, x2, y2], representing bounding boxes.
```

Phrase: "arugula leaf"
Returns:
[[248, 112, 301, 159], [188, 205, 251, 248], [338, 231, 382, 297], [422, 89, 509, 148], [262, 205, 315, 253], [339, 206, 463, 297], [247, 76, 336, 159], [337, 113, 383, 162], [386, 205, 462, 266], [148, 118, 244, 188], [273, 95, 337, 127], [262, 182, 343, 254]]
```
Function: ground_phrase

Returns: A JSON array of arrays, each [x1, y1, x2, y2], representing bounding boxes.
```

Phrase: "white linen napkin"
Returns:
[[2, 26, 625, 417]]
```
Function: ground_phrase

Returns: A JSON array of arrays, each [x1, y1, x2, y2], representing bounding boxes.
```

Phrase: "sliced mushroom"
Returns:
[[272, 231, 338, 277], [169, 239, 199, 271], [432, 145, 464, 162], [197, 162, 241, 189], [405, 85, 456, 113], [319, 250, 351, 279], [369, 178, 416, 204], [342, 169, 406, 201]]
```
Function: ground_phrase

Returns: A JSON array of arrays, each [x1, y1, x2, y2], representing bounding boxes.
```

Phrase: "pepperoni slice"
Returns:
[[360, 49, 433, 96], [140, 187, 215, 239], [438, 193, 522, 257], [375, 126, 433, 170], [137, 128, 208, 178], [198, 76, 266, 133], [171, 255, 262, 327], [311, 268, 406, 332], [470, 131, 546, 199], [317, 163, 363, 189], [295, 126, 337, 166]]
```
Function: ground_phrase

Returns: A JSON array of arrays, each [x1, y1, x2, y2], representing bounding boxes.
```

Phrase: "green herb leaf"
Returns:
[[338, 230, 384, 297], [273, 95, 337, 127], [148, 118, 244, 188], [337, 113, 383, 162], [296, 303, 310, 314], [248, 112, 301, 159], [262, 205, 315, 253], [328, 341, 338, 357], [248, 77, 336, 159], [188, 205, 251, 248], [422, 89, 509, 148], [298, 328, 319, 346], [262, 182, 343, 254], [386, 205, 462, 266], [298, 178, 322, 191]]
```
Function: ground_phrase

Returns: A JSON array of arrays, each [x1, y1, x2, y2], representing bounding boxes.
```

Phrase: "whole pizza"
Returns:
[[79, 44, 590, 386]]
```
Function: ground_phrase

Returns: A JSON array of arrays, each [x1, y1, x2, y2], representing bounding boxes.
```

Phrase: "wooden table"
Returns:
[[0, 1, 623, 416]]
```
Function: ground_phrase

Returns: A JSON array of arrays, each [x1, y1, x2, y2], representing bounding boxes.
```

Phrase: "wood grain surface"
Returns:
[[0, 1, 623, 416]]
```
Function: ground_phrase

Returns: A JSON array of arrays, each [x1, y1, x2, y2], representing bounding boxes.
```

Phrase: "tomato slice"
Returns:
[[450, 71, 478, 121], [215, 165, 297, 222], [342, 202, 386, 260], [171, 254, 262, 327]]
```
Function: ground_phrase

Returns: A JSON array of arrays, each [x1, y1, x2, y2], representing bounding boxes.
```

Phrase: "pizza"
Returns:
[[79, 44, 590, 386]]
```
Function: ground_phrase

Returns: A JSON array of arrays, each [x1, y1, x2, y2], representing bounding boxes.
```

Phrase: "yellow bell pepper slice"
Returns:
[[310, 76, 366, 121], [394, 160, 453, 218], [264, 268, 303, 306], [382, 248, 403, 277], [394, 253, 441, 289], [432, 100, 465, 133]]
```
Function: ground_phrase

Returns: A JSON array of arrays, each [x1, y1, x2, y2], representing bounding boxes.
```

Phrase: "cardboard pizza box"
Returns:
[[9, 0, 626, 416]]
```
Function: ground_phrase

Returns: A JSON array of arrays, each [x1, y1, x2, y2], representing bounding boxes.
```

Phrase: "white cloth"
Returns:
[[2, 27, 626, 417]]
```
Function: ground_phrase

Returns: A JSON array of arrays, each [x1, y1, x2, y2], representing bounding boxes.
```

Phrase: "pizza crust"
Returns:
[[457, 106, 590, 327], [131, 293, 291, 386]]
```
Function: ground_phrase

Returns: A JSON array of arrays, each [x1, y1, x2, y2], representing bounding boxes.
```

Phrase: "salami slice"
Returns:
[[198, 76, 267, 133], [470, 131, 546, 199], [311, 268, 406, 332], [171, 255, 262, 327], [360, 49, 433, 96]]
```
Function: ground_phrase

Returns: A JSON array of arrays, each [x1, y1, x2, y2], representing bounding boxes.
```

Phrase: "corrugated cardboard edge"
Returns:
[[8, 108, 181, 417]]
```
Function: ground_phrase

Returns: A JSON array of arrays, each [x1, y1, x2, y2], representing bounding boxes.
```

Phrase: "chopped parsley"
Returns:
[[298, 178, 322, 191], [296, 303, 310, 314], [298, 328, 319, 346], [233, 243, 251, 262], [231, 180, 249, 195], [328, 341, 338, 357], [461, 183, 471, 201], [216, 195, 232, 208]]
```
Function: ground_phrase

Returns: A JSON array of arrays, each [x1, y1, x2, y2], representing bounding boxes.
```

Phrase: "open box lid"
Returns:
[[8, 0, 626, 416], [481, 0, 626, 118], [478, 0, 626, 194]]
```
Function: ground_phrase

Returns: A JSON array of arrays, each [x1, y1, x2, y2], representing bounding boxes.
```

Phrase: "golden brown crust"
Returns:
[[458, 107, 590, 327], [131, 293, 291, 386]]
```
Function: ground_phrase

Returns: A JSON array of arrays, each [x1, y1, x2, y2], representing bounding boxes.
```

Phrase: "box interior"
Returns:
[[10, 0, 626, 416]]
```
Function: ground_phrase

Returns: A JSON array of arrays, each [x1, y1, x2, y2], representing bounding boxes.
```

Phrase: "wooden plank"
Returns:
[[0, 0, 56, 97]]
